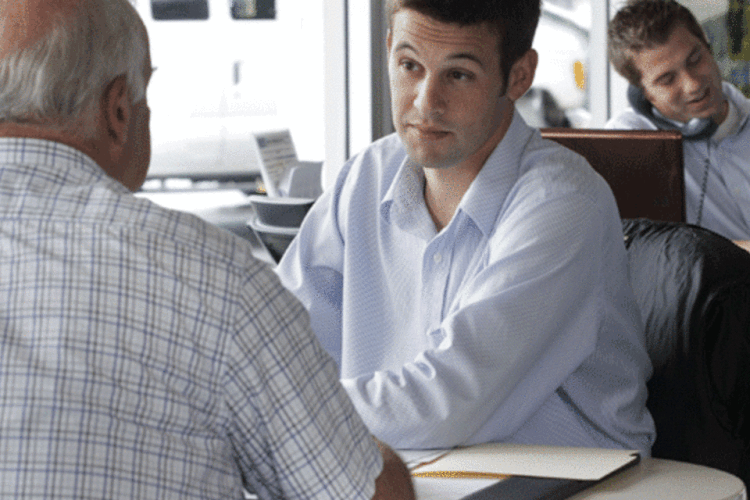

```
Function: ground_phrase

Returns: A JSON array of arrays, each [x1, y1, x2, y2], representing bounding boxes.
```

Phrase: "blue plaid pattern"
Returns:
[[0, 138, 381, 499]]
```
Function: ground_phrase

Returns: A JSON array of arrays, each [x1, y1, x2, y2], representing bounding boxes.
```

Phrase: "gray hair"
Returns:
[[0, 0, 149, 138]]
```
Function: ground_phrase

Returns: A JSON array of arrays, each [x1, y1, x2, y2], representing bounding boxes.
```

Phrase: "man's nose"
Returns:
[[414, 75, 446, 118], [682, 69, 703, 95]]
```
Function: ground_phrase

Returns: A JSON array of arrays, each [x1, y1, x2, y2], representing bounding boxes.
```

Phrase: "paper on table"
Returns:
[[410, 443, 640, 481], [398, 449, 452, 470]]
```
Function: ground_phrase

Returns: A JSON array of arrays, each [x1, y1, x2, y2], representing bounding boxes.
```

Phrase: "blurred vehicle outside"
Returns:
[[516, 0, 592, 128], [133, 0, 324, 183]]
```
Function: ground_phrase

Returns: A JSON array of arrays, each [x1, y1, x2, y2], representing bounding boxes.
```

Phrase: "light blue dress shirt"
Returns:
[[277, 110, 655, 453], [607, 81, 750, 241]]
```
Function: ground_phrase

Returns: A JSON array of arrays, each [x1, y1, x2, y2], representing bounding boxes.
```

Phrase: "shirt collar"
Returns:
[[380, 108, 533, 238], [713, 96, 739, 143], [724, 81, 750, 133], [0, 137, 125, 192], [458, 108, 532, 236], [381, 155, 436, 240]]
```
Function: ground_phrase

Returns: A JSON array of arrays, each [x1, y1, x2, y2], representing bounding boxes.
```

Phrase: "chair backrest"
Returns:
[[622, 218, 750, 486], [542, 128, 685, 222]]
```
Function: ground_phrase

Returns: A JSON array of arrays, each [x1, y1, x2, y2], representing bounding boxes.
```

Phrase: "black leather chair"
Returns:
[[622, 218, 750, 486]]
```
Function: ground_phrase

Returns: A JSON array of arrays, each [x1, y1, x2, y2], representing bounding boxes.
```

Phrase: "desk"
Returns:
[[413, 458, 746, 500]]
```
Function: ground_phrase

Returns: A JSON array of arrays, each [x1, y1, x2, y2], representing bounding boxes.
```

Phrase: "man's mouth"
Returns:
[[409, 124, 451, 139], [688, 87, 711, 105]]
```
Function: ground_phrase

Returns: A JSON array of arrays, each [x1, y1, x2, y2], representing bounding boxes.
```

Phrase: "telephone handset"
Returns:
[[627, 84, 717, 140]]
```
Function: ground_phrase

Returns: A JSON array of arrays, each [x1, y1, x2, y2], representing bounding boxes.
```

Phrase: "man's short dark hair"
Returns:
[[608, 0, 710, 88], [385, 0, 541, 86]]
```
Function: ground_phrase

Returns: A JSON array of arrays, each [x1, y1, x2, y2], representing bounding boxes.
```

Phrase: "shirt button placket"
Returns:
[[425, 247, 447, 324]]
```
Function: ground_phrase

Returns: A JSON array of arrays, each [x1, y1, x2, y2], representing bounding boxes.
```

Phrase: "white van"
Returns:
[[132, 0, 323, 181]]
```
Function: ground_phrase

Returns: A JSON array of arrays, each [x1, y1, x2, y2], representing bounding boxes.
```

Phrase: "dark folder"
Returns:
[[409, 443, 641, 500], [461, 456, 640, 500]]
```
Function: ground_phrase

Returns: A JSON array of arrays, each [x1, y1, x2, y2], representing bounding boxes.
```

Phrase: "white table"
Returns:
[[413, 458, 747, 500]]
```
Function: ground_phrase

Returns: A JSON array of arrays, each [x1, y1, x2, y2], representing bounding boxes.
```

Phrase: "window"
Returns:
[[136, 0, 329, 181], [517, 0, 592, 128], [151, 0, 209, 21], [231, 0, 276, 19], [699, 0, 750, 98]]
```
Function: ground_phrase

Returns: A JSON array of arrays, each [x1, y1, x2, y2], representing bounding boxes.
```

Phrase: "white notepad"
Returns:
[[407, 442, 640, 481]]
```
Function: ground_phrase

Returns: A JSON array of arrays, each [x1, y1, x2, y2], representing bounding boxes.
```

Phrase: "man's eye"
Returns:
[[657, 75, 674, 86], [449, 70, 472, 81], [401, 60, 418, 71]]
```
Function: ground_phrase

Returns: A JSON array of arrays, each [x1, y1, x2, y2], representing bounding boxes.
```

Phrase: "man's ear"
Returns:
[[505, 49, 538, 102], [102, 75, 131, 148]]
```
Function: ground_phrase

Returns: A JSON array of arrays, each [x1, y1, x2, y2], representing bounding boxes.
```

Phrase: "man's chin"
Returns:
[[687, 95, 726, 123], [405, 148, 457, 170]]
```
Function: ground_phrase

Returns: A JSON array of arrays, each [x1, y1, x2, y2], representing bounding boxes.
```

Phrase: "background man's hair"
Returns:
[[385, 0, 541, 86], [0, 0, 149, 139], [608, 0, 710, 87]]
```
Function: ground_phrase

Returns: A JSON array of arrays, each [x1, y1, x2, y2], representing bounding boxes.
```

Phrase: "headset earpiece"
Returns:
[[627, 84, 717, 140]]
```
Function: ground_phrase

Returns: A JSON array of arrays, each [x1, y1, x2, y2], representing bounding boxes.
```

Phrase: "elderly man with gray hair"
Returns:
[[0, 0, 414, 499]]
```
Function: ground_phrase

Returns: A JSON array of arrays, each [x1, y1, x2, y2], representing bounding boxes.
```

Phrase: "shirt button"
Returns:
[[433, 253, 442, 264]]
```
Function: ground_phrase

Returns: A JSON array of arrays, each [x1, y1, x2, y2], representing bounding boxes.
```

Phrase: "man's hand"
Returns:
[[372, 438, 416, 500]]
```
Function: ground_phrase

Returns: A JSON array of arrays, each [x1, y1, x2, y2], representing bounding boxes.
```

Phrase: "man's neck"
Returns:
[[0, 123, 101, 160], [422, 101, 514, 232], [423, 167, 475, 232], [713, 98, 730, 125], [0, 122, 123, 189]]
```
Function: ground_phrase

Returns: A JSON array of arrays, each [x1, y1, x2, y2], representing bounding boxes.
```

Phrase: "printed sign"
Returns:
[[252, 130, 299, 197]]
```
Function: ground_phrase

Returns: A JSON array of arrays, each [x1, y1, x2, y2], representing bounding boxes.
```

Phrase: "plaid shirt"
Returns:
[[0, 138, 381, 499]]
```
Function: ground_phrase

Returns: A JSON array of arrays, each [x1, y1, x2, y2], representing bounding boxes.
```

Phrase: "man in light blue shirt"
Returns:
[[606, 0, 750, 243], [277, 0, 655, 453]]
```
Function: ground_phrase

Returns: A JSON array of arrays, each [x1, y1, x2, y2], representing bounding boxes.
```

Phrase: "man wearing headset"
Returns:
[[606, 0, 750, 246]]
